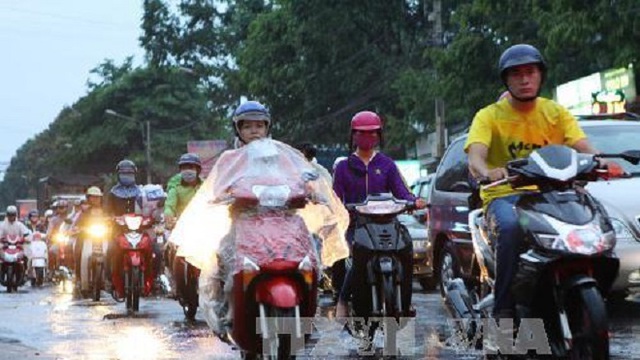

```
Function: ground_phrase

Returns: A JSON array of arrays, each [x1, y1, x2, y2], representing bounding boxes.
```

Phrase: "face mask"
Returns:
[[118, 173, 136, 186], [181, 169, 198, 183], [353, 132, 379, 151]]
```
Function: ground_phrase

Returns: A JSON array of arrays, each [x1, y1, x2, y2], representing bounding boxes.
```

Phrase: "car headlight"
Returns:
[[610, 218, 636, 242], [413, 240, 430, 250]]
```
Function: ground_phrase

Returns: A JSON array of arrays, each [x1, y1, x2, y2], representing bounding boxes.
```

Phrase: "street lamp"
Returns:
[[105, 109, 152, 184]]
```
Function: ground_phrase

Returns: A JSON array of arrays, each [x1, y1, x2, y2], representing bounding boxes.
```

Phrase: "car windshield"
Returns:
[[583, 124, 640, 175]]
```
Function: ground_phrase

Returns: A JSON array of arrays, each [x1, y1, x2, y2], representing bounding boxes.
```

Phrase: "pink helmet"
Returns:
[[351, 111, 382, 131]]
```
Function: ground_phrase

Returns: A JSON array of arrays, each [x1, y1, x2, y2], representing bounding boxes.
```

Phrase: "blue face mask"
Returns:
[[118, 173, 136, 186], [181, 169, 198, 183]]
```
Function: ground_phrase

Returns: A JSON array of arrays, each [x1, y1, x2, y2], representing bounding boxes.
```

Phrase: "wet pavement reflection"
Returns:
[[0, 283, 639, 359]]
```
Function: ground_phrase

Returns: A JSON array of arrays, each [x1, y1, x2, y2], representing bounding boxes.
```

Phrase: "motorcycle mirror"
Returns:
[[620, 150, 640, 165]]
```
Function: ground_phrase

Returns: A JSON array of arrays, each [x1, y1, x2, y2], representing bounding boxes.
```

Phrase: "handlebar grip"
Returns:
[[477, 177, 491, 185]]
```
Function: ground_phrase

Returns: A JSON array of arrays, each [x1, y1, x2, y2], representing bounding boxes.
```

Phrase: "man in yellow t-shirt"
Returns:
[[465, 44, 604, 319]]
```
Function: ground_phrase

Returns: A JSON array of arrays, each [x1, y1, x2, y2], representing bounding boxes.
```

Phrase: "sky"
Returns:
[[0, 0, 145, 179]]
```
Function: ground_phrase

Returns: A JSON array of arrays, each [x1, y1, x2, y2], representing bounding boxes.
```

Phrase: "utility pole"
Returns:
[[431, 0, 446, 157], [105, 109, 152, 184], [145, 120, 151, 184]]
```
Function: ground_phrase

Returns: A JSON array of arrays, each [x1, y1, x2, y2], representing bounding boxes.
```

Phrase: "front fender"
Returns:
[[255, 277, 300, 308], [563, 274, 597, 293]]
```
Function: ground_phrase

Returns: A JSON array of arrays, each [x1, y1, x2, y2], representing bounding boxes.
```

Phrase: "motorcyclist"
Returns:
[[165, 153, 204, 229], [0, 206, 31, 283], [465, 44, 607, 320], [25, 210, 44, 283], [0, 205, 31, 243], [173, 100, 349, 334], [105, 159, 143, 293], [164, 153, 203, 300], [209, 101, 272, 327], [46, 200, 70, 274], [26, 210, 45, 233], [72, 186, 105, 295], [333, 110, 426, 317]]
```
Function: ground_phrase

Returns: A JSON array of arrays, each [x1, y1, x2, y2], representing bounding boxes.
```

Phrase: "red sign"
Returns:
[[187, 140, 229, 177]]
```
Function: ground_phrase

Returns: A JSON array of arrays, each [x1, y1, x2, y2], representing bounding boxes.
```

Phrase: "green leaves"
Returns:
[[3, 0, 640, 207]]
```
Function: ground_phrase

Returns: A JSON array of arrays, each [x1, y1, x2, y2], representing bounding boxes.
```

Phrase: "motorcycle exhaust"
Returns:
[[444, 278, 474, 319]]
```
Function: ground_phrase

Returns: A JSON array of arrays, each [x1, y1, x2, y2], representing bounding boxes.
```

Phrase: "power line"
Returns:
[[0, 5, 135, 29]]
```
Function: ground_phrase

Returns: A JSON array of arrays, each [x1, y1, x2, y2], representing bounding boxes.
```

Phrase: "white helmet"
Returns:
[[6, 205, 17, 215]]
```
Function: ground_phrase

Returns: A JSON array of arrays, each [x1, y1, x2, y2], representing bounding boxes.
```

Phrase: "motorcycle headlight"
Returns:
[[124, 216, 143, 231], [88, 223, 107, 238], [54, 233, 69, 244], [535, 214, 616, 255], [610, 218, 636, 242]]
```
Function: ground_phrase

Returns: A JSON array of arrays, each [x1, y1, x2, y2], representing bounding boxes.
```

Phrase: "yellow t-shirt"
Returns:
[[464, 97, 586, 206]]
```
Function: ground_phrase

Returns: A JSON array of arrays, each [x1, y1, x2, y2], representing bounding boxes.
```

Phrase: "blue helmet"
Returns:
[[178, 153, 202, 168], [232, 100, 271, 131]]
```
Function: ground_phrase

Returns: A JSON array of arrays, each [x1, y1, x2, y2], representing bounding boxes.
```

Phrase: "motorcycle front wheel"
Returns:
[[35, 267, 45, 287], [183, 272, 198, 320], [6, 266, 14, 293], [243, 306, 298, 360], [91, 259, 103, 302], [567, 285, 609, 360]]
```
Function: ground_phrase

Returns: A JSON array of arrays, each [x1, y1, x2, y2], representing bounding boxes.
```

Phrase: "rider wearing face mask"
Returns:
[[164, 153, 203, 230], [332, 110, 427, 317], [105, 159, 142, 289], [106, 159, 141, 216]]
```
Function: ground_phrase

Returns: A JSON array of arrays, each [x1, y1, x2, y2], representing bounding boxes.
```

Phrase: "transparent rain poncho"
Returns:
[[171, 138, 350, 332]]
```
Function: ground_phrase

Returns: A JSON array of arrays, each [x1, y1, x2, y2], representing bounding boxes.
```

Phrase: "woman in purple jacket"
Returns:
[[333, 111, 426, 317]]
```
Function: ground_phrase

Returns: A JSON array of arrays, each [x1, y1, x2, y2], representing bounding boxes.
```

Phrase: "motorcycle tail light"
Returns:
[[298, 256, 314, 286], [242, 257, 260, 289]]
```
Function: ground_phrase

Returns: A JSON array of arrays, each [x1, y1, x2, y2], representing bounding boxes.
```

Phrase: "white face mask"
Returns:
[[181, 169, 198, 183]]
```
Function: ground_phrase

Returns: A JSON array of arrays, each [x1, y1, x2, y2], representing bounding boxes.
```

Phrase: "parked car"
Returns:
[[428, 117, 640, 299], [398, 214, 435, 290]]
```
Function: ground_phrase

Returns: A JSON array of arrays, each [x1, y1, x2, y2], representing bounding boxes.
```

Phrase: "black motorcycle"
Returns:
[[346, 193, 416, 351], [445, 145, 640, 359]]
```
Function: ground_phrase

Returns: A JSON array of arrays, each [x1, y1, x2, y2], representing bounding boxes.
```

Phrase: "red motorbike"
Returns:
[[223, 176, 320, 359], [1, 234, 27, 293], [112, 214, 154, 312]]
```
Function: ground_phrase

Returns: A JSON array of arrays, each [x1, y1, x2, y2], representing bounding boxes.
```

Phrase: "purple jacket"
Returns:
[[333, 153, 415, 207]]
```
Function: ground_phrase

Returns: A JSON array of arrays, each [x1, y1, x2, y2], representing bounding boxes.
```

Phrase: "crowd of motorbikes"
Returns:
[[2, 143, 639, 360]]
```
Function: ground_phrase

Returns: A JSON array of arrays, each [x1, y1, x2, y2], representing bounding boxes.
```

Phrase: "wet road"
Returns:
[[1, 282, 640, 359]]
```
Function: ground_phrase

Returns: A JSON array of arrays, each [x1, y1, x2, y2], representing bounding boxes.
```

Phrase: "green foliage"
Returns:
[[4, 0, 640, 207]]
